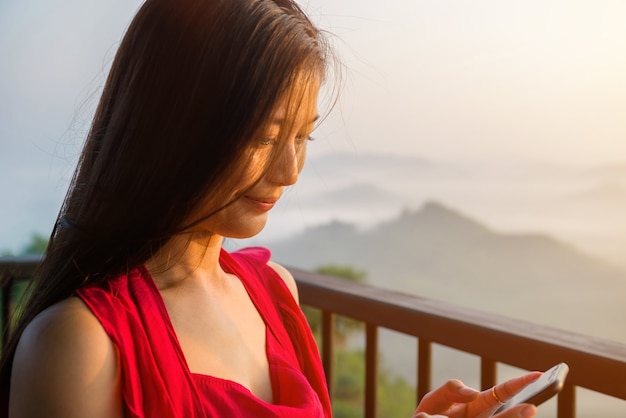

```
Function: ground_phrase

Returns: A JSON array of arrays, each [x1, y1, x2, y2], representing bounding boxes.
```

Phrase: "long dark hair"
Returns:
[[1, 0, 332, 391]]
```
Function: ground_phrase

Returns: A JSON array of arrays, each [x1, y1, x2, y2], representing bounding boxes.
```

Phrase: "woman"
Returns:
[[1, 0, 540, 417]]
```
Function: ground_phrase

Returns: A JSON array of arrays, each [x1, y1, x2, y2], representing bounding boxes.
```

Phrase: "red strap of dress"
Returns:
[[224, 247, 332, 417]]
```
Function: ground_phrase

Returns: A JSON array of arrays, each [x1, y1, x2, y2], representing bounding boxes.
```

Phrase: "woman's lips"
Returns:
[[244, 196, 278, 212]]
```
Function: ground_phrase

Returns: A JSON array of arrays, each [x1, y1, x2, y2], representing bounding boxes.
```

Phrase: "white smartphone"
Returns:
[[496, 363, 569, 413]]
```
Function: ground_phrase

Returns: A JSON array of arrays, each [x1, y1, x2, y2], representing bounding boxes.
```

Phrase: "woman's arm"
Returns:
[[9, 297, 123, 418]]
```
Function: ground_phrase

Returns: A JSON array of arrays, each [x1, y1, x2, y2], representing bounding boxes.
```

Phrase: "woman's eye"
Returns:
[[259, 136, 314, 146]]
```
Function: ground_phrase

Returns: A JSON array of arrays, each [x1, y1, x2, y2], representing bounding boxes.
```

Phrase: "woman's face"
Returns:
[[192, 82, 320, 239]]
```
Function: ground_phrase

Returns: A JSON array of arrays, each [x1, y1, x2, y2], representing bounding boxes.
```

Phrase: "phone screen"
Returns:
[[496, 363, 569, 413]]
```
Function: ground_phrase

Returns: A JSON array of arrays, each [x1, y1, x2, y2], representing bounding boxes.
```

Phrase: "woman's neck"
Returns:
[[145, 231, 226, 290]]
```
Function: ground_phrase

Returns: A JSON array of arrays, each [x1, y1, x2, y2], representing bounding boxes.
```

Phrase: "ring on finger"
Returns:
[[491, 386, 505, 405]]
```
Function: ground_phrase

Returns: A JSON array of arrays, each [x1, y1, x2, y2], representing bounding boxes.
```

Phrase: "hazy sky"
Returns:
[[1, 0, 625, 251], [312, 0, 626, 164]]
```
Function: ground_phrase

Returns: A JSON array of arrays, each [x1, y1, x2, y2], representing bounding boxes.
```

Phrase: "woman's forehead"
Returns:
[[268, 112, 319, 128], [272, 80, 320, 126]]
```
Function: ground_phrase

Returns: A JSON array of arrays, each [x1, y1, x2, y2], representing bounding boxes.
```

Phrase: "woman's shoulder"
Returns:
[[228, 246, 299, 304], [10, 297, 122, 417], [17, 297, 109, 349], [266, 260, 299, 304]]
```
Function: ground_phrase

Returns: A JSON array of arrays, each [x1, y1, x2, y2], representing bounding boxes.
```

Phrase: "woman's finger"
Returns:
[[468, 372, 542, 416], [414, 379, 479, 415], [494, 371, 542, 403]]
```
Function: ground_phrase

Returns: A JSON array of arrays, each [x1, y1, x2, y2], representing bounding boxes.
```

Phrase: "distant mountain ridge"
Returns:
[[261, 200, 626, 343], [276, 150, 626, 272]]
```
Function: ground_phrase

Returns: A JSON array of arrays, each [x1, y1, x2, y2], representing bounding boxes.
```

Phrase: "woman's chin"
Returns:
[[224, 218, 268, 240]]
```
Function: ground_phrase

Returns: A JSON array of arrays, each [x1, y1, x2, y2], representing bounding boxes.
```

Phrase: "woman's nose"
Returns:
[[266, 142, 301, 186]]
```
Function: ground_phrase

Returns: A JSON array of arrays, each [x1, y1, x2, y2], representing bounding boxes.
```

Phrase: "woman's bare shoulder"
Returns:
[[266, 260, 299, 304], [10, 297, 123, 418]]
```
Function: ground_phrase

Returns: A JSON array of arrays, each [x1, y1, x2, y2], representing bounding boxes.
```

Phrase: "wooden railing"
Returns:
[[291, 267, 626, 418], [0, 256, 40, 349], [2, 257, 626, 418]]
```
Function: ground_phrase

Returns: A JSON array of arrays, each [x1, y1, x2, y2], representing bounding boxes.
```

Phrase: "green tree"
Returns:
[[0, 233, 48, 330], [21, 233, 48, 255], [0, 232, 48, 257], [331, 349, 416, 418]]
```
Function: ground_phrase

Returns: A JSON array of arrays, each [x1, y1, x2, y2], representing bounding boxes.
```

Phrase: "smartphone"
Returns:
[[496, 363, 569, 413]]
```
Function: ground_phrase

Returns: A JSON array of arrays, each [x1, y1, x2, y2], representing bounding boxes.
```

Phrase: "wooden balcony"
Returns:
[[2, 256, 626, 417]]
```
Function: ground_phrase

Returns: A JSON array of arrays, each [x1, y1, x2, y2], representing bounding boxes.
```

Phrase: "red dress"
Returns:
[[77, 247, 331, 418]]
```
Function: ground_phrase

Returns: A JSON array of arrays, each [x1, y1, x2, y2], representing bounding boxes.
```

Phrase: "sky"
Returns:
[[1, 0, 626, 252], [312, 0, 626, 164]]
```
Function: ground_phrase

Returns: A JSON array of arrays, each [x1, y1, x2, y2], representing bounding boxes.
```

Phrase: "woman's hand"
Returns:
[[412, 372, 541, 418]]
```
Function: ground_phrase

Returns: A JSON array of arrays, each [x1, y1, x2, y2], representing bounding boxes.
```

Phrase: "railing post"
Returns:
[[557, 382, 576, 418], [480, 358, 497, 390], [417, 339, 432, 402], [365, 323, 378, 418], [1, 274, 14, 349], [321, 310, 335, 397]]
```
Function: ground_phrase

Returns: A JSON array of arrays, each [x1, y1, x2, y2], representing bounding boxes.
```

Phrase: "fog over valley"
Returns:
[[244, 152, 626, 272]]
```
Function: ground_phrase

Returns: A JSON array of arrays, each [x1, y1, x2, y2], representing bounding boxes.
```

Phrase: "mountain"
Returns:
[[270, 150, 626, 273], [263, 201, 626, 343]]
